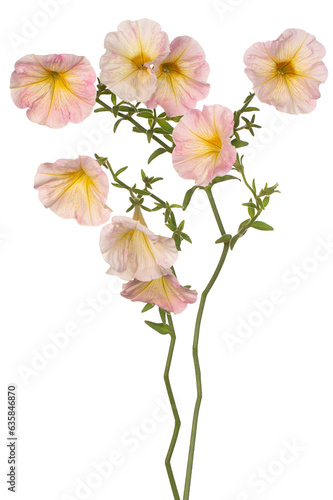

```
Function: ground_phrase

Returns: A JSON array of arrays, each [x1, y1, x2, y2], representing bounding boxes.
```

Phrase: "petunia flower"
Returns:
[[34, 156, 111, 226], [10, 54, 96, 128], [145, 36, 210, 117], [100, 18, 170, 103], [121, 273, 198, 314], [172, 105, 237, 186], [244, 28, 328, 114], [100, 206, 178, 281]]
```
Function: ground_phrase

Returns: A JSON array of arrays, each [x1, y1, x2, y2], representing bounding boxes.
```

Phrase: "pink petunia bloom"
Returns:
[[100, 19, 170, 103], [145, 36, 210, 117], [10, 54, 96, 128], [121, 273, 198, 314], [100, 206, 178, 281], [244, 28, 328, 114], [172, 105, 237, 186], [34, 156, 111, 226]]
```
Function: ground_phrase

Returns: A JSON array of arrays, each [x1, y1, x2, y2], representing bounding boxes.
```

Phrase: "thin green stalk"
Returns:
[[183, 188, 229, 500], [164, 313, 181, 500], [95, 97, 173, 152]]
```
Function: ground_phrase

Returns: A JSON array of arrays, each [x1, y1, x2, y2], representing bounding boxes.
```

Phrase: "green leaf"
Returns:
[[178, 220, 185, 232], [251, 221, 274, 231], [148, 148, 167, 164], [156, 120, 174, 133], [136, 111, 153, 118], [113, 119, 123, 133], [180, 232, 192, 243], [230, 234, 241, 250], [111, 93, 117, 106], [147, 129, 154, 143], [145, 321, 170, 335], [263, 196, 270, 207], [170, 115, 183, 122], [231, 138, 249, 148], [159, 308, 167, 324], [183, 186, 198, 210], [166, 223, 177, 232], [248, 207, 255, 218], [215, 234, 232, 244], [212, 175, 241, 185], [115, 166, 128, 176], [141, 303, 155, 313], [242, 202, 257, 209]]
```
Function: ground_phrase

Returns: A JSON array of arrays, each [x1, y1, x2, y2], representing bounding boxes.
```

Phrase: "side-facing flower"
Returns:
[[34, 156, 111, 226], [145, 36, 210, 117], [172, 105, 236, 186], [10, 54, 96, 128], [100, 19, 170, 103], [121, 273, 198, 314], [244, 28, 328, 114], [100, 206, 178, 281]]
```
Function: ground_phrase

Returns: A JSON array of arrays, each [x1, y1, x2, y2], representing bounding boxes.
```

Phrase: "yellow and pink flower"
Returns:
[[172, 105, 237, 186], [34, 156, 111, 226], [100, 19, 170, 103], [100, 207, 178, 281], [10, 54, 96, 128], [244, 28, 328, 114], [121, 273, 198, 314], [145, 36, 210, 117]]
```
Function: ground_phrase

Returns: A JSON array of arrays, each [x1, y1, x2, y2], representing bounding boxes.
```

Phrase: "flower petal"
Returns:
[[100, 215, 178, 281], [121, 274, 197, 314], [172, 105, 236, 186], [11, 54, 96, 128], [100, 19, 170, 102], [244, 29, 328, 114], [146, 36, 210, 116], [34, 156, 111, 225]]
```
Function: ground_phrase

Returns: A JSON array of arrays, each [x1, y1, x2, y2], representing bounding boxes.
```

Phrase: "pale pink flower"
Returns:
[[145, 36, 210, 117], [121, 273, 198, 314], [10, 54, 96, 128], [100, 19, 170, 103], [34, 156, 111, 226], [100, 206, 178, 281], [244, 28, 328, 114], [172, 105, 236, 186]]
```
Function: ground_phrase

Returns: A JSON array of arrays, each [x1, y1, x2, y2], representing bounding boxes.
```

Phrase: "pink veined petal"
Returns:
[[172, 105, 236, 186], [99, 18, 170, 102], [244, 29, 328, 114], [145, 35, 210, 116], [10, 54, 96, 128], [100, 214, 178, 281], [34, 156, 111, 226], [121, 274, 197, 314]]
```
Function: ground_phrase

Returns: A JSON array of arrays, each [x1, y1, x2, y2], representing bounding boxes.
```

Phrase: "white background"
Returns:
[[1, 1, 333, 499]]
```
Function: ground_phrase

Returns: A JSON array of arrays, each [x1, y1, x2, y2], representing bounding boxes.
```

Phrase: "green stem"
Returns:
[[183, 188, 229, 500], [205, 185, 226, 236], [164, 313, 181, 500], [183, 242, 229, 500], [95, 98, 173, 152]]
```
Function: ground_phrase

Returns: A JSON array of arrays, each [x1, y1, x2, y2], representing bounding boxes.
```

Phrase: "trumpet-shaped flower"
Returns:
[[244, 29, 328, 114], [121, 273, 198, 314], [100, 207, 178, 281], [172, 105, 236, 186], [34, 156, 111, 226], [10, 54, 96, 128], [100, 19, 170, 103], [145, 36, 210, 117]]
